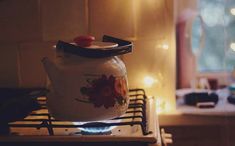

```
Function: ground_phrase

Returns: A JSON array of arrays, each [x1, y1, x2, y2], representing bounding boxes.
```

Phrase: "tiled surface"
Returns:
[[124, 40, 163, 88], [0, 0, 39, 18], [0, 0, 41, 43], [0, 0, 176, 110], [18, 42, 56, 87], [88, 0, 135, 40], [123, 0, 176, 111], [134, 0, 166, 39], [0, 44, 19, 87], [41, 0, 87, 41]]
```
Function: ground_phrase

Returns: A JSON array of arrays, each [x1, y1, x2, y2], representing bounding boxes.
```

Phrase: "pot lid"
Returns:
[[84, 41, 118, 49], [56, 35, 133, 58]]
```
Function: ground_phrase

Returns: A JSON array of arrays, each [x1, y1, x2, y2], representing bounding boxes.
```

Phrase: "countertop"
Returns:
[[159, 88, 235, 126]]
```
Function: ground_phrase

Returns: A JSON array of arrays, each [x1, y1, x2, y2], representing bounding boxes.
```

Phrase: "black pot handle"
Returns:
[[56, 35, 133, 58]]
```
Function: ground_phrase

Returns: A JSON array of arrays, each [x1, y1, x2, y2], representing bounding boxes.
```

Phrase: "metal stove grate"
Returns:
[[8, 89, 151, 136]]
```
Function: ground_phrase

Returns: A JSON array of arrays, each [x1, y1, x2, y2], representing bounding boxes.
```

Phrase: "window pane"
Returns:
[[191, 0, 235, 72], [224, 0, 235, 70]]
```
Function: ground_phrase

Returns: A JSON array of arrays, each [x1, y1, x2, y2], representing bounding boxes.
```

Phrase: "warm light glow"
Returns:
[[162, 43, 169, 50], [230, 43, 235, 51], [156, 97, 172, 114], [231, 8, 235, 15], [144, 76, 155, 87], [156, 97, 165, 114], [154, 42, 169, 50]]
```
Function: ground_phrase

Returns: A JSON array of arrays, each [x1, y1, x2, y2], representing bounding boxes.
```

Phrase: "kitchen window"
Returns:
[[177, 0, 235, 88], [176, 0, 235, 116], [192, 0, 235, 72]]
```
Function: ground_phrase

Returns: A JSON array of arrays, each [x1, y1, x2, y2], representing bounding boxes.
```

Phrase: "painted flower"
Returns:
[[80, 75, 127, 108], [115, 78, 128, 97]]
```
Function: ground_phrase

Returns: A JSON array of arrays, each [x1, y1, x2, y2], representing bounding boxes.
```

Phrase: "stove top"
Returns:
[[0, 89, 161, 146]]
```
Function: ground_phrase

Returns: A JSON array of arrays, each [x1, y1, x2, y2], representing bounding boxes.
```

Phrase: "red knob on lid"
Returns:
[[73, 35, 95, 47]]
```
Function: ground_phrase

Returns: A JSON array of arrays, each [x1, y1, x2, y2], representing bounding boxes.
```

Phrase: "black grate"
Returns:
[[8, 89, 151, 136]]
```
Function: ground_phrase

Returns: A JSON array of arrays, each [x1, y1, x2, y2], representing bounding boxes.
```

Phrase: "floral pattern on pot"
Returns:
[[79, 74, 128, 109]]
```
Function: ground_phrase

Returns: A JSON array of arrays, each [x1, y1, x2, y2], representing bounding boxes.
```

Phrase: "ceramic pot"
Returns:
[[42, 35, 132, 121]]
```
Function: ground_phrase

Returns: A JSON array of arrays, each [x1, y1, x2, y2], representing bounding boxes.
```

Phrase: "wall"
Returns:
[[0, 0, 87, 87], [0, 0, 176, 111]]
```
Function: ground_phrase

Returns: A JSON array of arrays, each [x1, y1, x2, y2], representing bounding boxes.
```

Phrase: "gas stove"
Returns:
[[0, 89, 161, 146]]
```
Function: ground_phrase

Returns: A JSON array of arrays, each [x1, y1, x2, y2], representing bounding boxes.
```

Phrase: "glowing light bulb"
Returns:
[[162, 43, 169, 50], [144, 76, 155, 87], [230, 43, 235, 51], [231, 8, 235, 15]]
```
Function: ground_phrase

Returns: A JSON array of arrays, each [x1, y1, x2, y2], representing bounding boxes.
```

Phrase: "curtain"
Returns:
[[176, 10, 197, 89]]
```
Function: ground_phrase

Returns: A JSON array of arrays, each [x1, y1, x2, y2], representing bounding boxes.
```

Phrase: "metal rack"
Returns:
[[8, 89, 151, 136]]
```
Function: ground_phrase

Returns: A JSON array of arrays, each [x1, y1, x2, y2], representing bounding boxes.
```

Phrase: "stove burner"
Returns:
[[80, 130, 111, 135], [73, 122, 115, 135], [7, 89, 151, 136]]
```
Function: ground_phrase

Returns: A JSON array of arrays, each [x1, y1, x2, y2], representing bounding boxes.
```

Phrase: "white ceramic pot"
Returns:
[[42, 35, 132, 122]]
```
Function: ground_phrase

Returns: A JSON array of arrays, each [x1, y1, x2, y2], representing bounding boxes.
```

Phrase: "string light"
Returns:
[[143, 76, 155, 87], [230, 8, 235, 15], [230, 43, 235, 51], [162, 43, 169, 50]]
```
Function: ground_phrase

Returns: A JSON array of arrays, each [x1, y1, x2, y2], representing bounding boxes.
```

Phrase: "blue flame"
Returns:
[[73, 121, 117, 133], [79, 126, 114, 133]]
